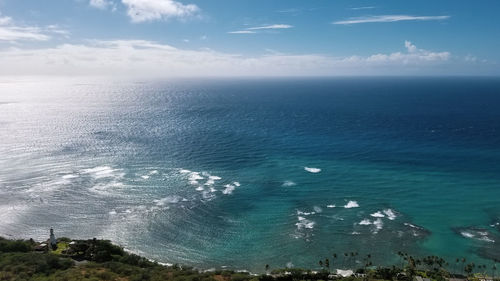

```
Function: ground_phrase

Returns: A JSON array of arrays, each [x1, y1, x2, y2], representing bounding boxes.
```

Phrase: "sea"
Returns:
[[0, 77, 499, 272]]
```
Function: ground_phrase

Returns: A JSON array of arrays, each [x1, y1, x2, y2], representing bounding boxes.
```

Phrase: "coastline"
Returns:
[[1, 235, 499, 281]]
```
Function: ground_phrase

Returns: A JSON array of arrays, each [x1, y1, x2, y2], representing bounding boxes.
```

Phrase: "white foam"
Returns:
[[373, 218, 384, 230], [326, 204, 336, 208], [313, 206, 323, 213], [344, 201, 359, 208], [233, 181, 241, 187], [297, 210, 315, 216], [189, 180, 199, 185], [370, 211, 385, 218], [141, 175, 150, 179], [351, 231, 361, 235], [286, 262, 294, 269], [209, 176, 222, 180], [209, 187, 217, 193], [383, 209, 397, 220], [359, 219, 372, 225], [188, 173, 204, 181], [282, 181, 296, 187], [204, 179, 215, 186], [149, 170, 159, 175], [83, 166, 120, 179], [304, 167, 321, 173], [222, 184, 235, 195], [62, 174, 79, 179], [478, 236, 495, 243], [461, 231, 475, 238], [296, 216, 315, 229], [155, 195, 183, 206], [195, 186, 204, 191], [179, 169, 191, 174], [109, 210, 117, 215]]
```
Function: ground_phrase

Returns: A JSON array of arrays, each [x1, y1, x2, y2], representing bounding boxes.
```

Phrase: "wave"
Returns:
[[222, 184, 235, 195], [313, 206, 323, 213], [297, 210, 315, 216], [282, 181, 296, 187], [326, 204, 336, 208], [155, 195, 184, 206], [383, 209, 397, 220], [344, 201, 359, 208], [370, 211, 385, 218], [62, 174, 79, 179], [296, 216, 315, 229], [359, 219, 372, 225], [304, 167, 321, 173]]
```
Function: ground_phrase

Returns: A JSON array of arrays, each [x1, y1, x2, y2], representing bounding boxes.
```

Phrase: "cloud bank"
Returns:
[[0, 40, 455, 77]]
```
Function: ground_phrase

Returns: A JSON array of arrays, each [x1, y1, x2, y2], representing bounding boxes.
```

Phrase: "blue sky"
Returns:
[[0, 0, 499, 76]]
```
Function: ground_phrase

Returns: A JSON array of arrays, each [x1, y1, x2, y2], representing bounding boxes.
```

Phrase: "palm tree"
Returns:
[[325, 258, 330, 272], [319, 260, 323, 269], [265, 264, 270, 274]]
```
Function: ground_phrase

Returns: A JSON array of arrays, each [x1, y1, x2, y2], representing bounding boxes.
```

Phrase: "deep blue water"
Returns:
[[0, 77, 499, 272]]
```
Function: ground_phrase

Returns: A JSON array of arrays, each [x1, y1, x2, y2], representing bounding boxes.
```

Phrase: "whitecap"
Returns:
[[286, 262, 294, 269], [141, 175, 150, 179], [209, 176, 222, 180], [297, 210, 315, 216], [209, 187, 217, 193], [326, 204, 336, 208], [478, 236, 495, 243], [233, 181, 241, 187], [189, 180, 199, 185], [373, 218, 384, 230], [282, 181, 296, 187], [370, 211, 385, 218], [155, 195, 182, 206], [461, 231, 475, 238], [344, 201, 359, 208], [351, 231, 361, 235], [62, 174, 79, 179], [296, 217, 315, 229], [149, 170, 159, 175], [383, 209, 397, 220], [109, 210, 117, 215], [359, 219, 372, 225], [304, 167, 321, 173], [188, 173, 204, 181], [83, 166, 121, 179], [195, 186, 204, 191], [204, 179, 215, 186], [222, 184, 235, 195], [313, 206, 323, 213], [179, 169, 191, 174]]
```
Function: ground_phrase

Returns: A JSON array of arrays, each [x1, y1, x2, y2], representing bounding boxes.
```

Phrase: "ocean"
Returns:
[[0, 77, 499, 272]]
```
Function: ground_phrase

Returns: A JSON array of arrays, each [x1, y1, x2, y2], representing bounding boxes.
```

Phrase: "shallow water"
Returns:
[[0, 77, 499, 272]]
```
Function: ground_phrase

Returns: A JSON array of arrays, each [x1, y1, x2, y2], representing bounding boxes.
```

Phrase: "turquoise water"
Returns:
[[0, 77, 499, 272]]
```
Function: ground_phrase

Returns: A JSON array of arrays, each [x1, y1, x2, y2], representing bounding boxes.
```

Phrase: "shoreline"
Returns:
[[1, 235, 499, 281]]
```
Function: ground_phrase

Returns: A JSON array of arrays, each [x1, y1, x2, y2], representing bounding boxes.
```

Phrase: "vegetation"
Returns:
[[0, 236, 499, 281]]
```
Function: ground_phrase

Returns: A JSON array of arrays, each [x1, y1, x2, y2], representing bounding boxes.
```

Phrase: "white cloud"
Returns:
[[0, 11, 69, 42], [333, 15, 450, 25], [247, 24, 293, 30], [121, 0, 199, 23], [228, 24, 293, 35], [0, 40, 453, 77], [227, 30, 256, 34], [350, 7, 375, 10], [89, 0, 113, 9]]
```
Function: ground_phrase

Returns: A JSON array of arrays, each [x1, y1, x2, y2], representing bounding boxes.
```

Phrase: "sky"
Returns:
[[0, 0, 499, 77]]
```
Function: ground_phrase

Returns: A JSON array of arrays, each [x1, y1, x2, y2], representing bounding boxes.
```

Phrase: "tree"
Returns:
[[325, 258, 330, 271]]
